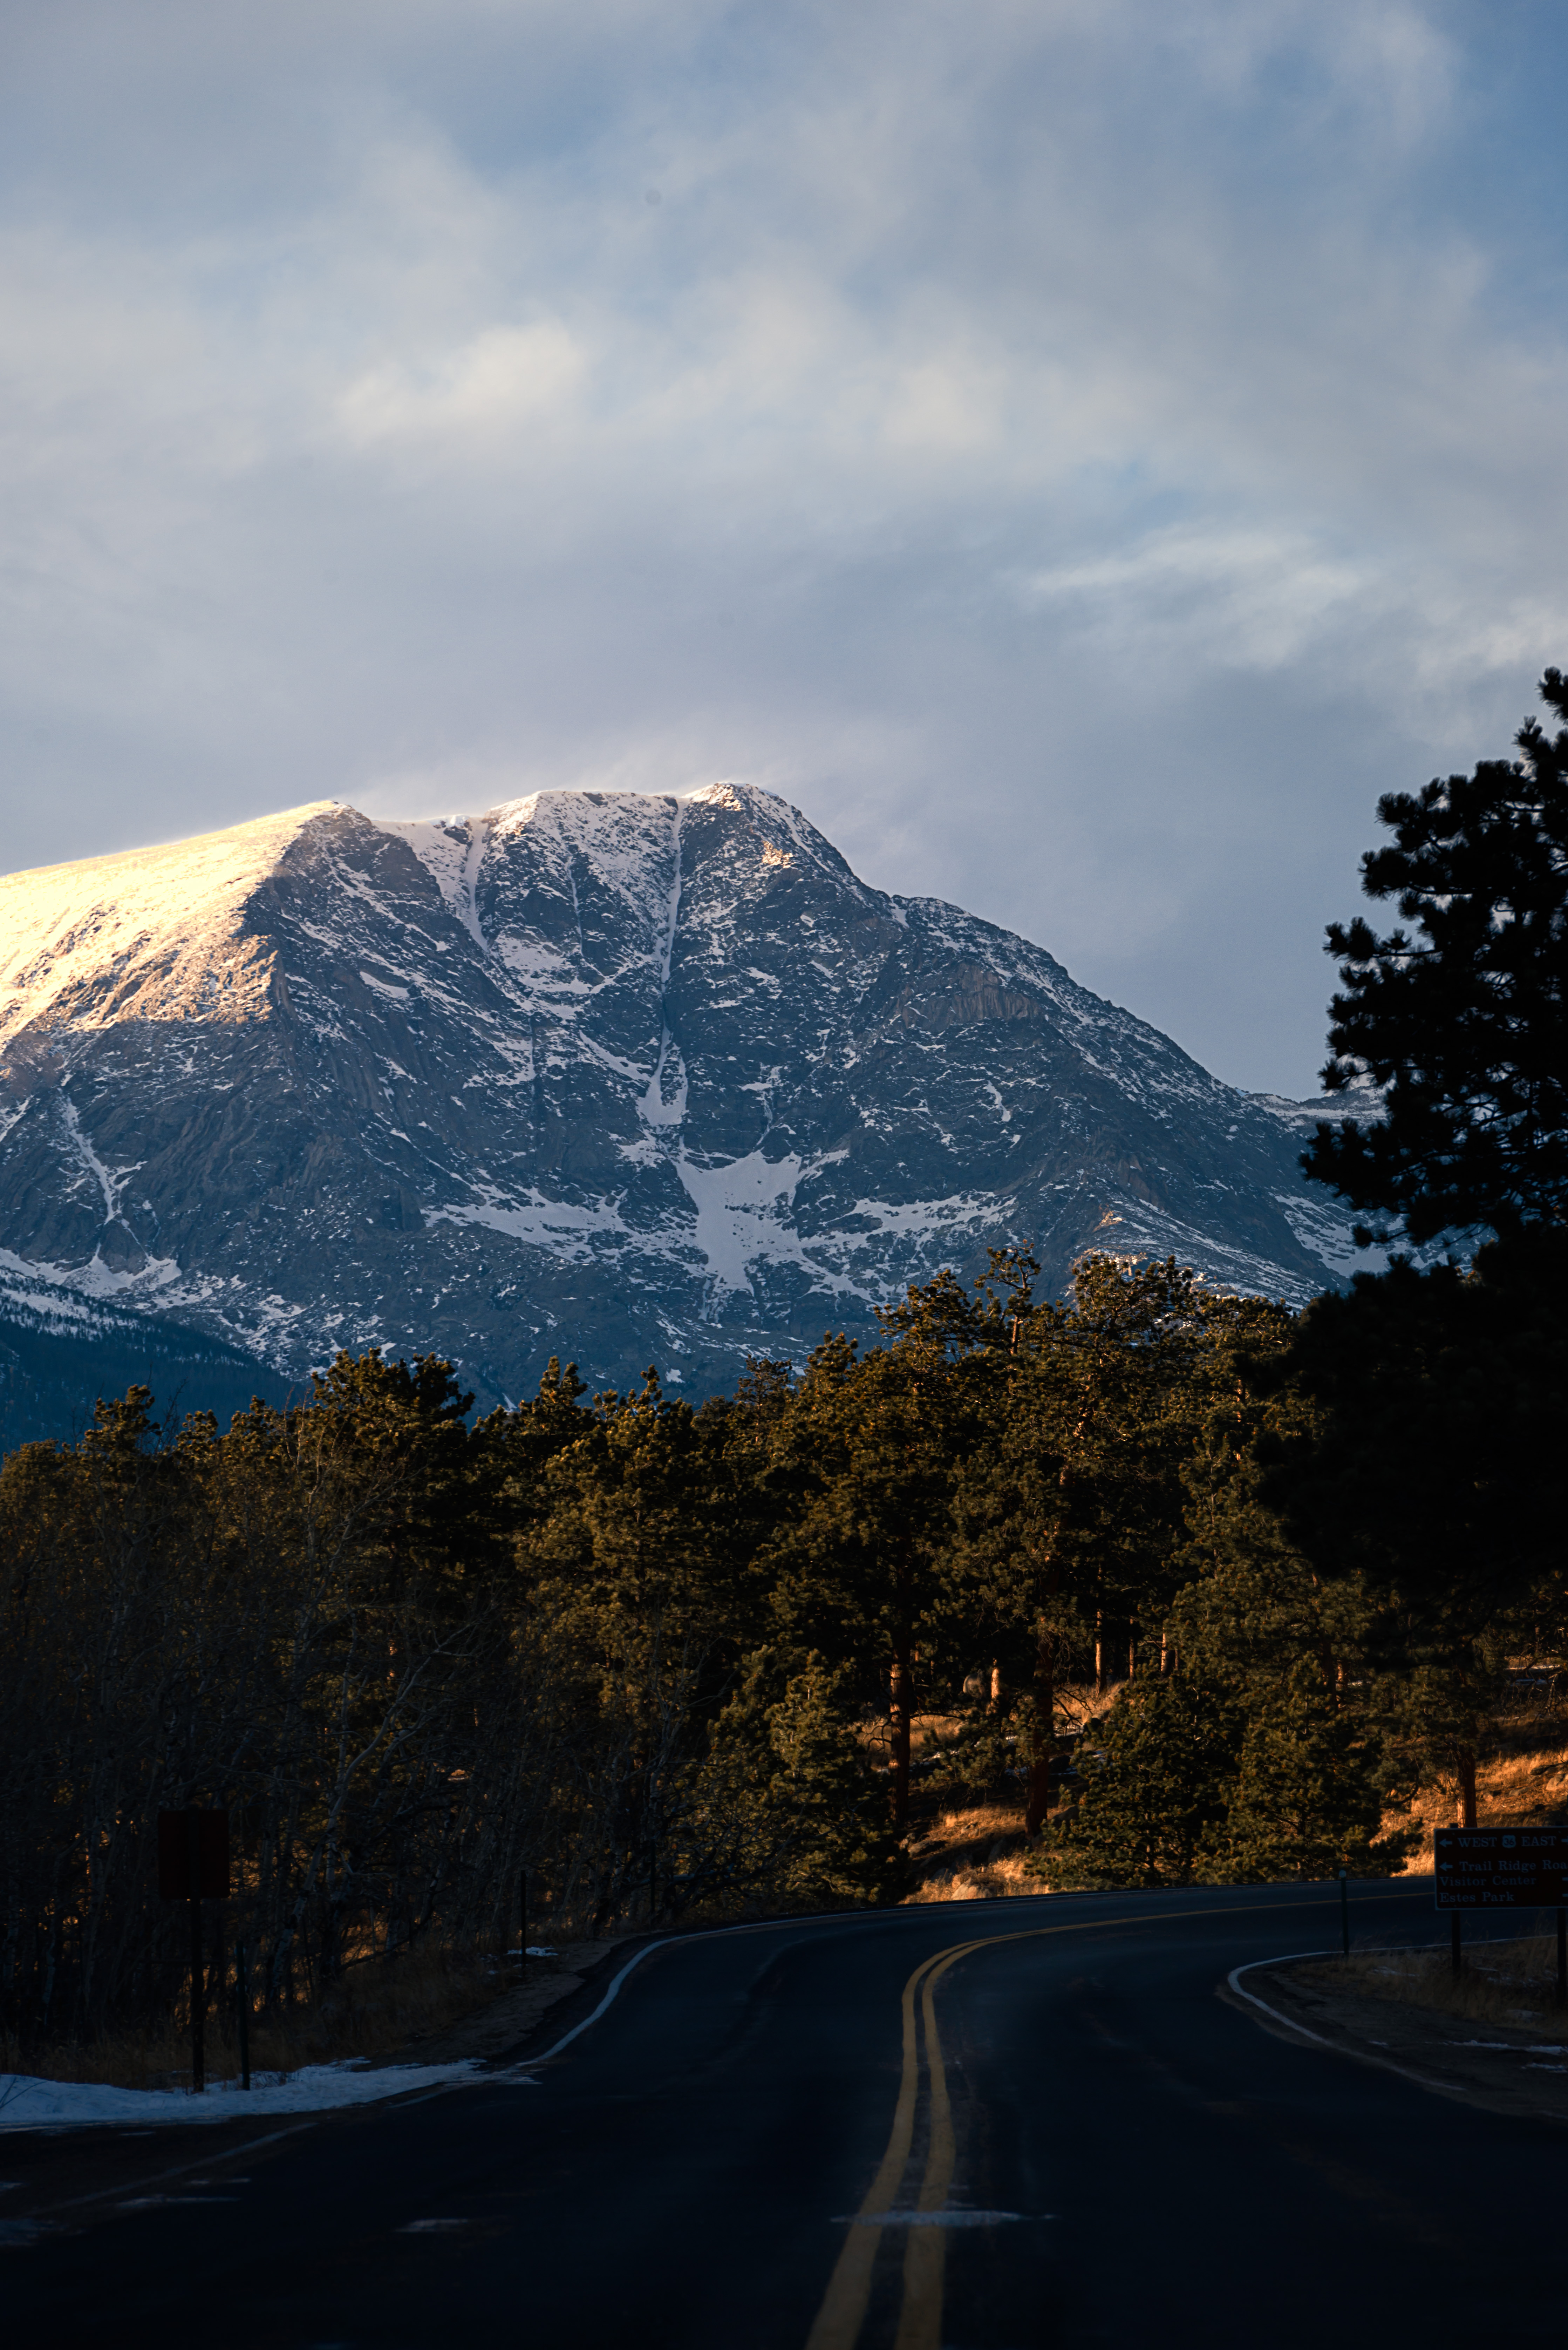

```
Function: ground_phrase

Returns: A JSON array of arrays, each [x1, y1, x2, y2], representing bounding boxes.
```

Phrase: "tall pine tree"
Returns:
[[1305, 666, 1568, 1245]]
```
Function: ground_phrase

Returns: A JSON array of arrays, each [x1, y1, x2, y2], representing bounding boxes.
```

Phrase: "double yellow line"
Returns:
[[804, 1930, 991, 2350], [804, 1893, 1393, 2350]]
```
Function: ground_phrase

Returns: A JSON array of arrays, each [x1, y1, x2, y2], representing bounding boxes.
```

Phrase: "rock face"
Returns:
[[0, 783, 1363, 1420]]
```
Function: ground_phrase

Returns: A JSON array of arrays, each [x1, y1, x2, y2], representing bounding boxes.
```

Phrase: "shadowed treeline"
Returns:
[[2, 1240, 1564, 2059]]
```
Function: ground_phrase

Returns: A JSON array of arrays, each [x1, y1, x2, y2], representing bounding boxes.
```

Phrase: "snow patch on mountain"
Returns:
[[676, 1149, 840, 1300], [427, 1189, 633, 1258]]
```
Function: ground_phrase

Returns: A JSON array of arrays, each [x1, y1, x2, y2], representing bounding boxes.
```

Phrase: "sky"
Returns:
[[2, 0, 1566, 1097]]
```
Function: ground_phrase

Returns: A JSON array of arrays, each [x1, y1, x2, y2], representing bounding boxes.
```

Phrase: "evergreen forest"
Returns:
[[3, 1232, 1564, 2054]]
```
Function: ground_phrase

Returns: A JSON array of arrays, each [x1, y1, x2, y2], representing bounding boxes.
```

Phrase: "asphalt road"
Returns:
[[11, 1880, 1568, 2348]]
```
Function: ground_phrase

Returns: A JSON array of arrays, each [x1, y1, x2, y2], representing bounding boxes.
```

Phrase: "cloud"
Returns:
[[1, 1, 1565, 1094], [338, 322, 590, 445]]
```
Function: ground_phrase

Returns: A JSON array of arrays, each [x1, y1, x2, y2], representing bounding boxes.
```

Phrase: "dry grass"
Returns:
[[1300, 1934, 1568, 2037], [911, 1712, 964, 1749], [905, 1850, 1038, 1903], [918, 1801, 1022, 1842], [1, 1938, 511, 2092], [1054, 1681, 1119, 1736], [906, 1800, 1035, 1903], [1380, 1673, 1568, 1862], [1393, 1749, 1568, 1855], [898, 1691, 1120, 1904]]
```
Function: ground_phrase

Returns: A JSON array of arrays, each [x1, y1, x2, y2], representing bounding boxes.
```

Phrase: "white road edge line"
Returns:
[[1226, 1950, 1341, 2047], [1226, 1949, 1482, 2099], [492, 1942, 679, 2074]]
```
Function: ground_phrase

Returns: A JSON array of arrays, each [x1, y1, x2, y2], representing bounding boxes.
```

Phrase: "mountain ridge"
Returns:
[[0, 783, 1365, 1421]]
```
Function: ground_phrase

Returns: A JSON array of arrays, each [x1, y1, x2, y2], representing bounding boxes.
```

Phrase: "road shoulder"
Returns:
[[1223, 1957, 1568, 2122]]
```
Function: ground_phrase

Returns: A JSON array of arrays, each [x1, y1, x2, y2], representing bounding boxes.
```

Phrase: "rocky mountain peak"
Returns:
[[0, 785, 1367, 1415]]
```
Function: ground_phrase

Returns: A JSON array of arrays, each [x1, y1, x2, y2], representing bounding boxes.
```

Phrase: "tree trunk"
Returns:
[[1457, 1748, 1478, 1829], [889, 1642, 912, 1829], [1098, 1617, 1136, 1693], [1025, 1616, 1056, 1835], [989, 1660, 1004, 1713]]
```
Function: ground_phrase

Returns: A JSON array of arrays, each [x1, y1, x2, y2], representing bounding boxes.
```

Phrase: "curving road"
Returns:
[[13, 1881, 1568, 2347]]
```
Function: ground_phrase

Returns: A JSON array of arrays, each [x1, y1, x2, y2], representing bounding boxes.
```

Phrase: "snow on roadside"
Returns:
[[0, 2056, 505, 2132]]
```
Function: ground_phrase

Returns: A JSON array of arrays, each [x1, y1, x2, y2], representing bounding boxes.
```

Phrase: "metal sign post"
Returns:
[[157, 1809, 231, 2094]]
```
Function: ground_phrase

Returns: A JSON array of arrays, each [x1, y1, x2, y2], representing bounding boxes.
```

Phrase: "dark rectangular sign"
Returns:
[[157, 1808, 230, 1900], [1433, 1826, 1568, 1908]]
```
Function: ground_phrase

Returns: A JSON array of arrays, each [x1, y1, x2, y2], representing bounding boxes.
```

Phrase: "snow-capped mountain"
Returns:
[[0, 784, 1365, 1422]]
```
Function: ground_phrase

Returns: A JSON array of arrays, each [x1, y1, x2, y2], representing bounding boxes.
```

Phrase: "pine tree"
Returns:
[[520, 1366, 745, 1925], [677, 1648, 906, 1912], [954, 1254, 1238, 1831], [1043, 1309, 1412, 1893], [1200, 1658, 1403, 1882], [1262, 1242, 1568, 1826], [764, 1286, 984, 1830], [1305, 666, 1568, 1244], [1039, 1671, 1240, 1890]]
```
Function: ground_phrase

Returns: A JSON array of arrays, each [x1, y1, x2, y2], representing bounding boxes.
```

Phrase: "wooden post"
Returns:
[[1025, 1616, 1056, 1835], [186, 1810, 205, 2094], [889, 1643, 912, 1828], [208, 1903, 225, 2077], [1339, 1869, 1350, 1957], [519, 1870, 527, 1972], [1451, 1912, 1462, 1979], [1557, 1909, 1566, 2012], [236, 1937, 251, 2090]]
